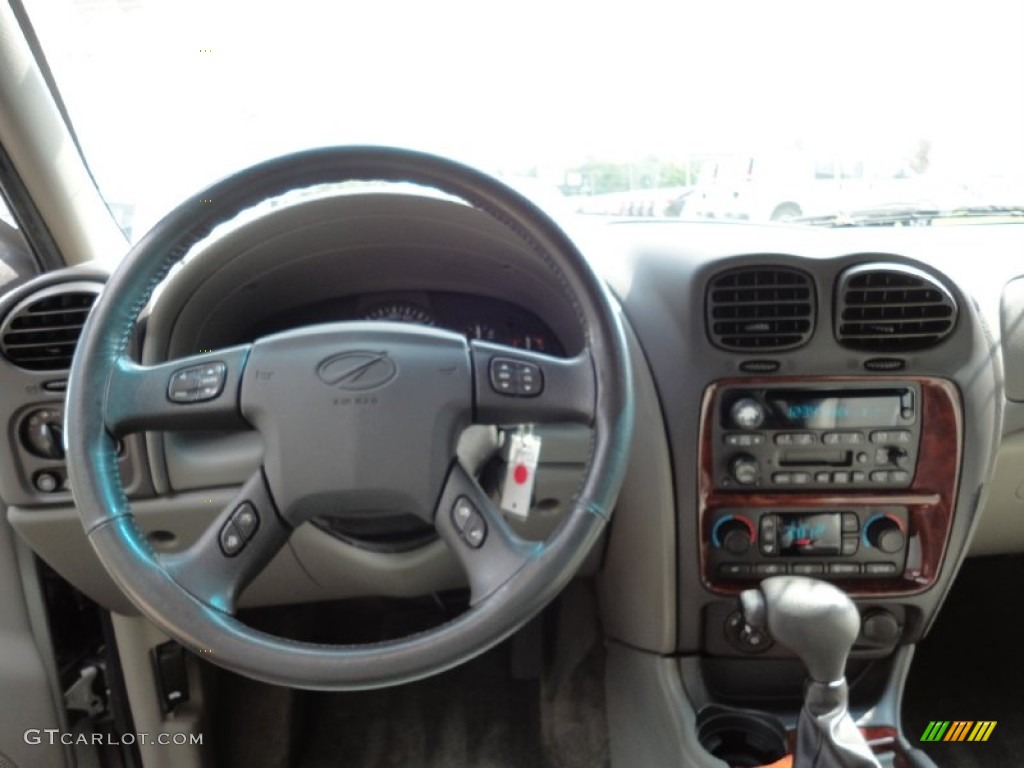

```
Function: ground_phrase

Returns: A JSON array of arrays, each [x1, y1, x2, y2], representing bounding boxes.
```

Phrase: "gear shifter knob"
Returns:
[[740, 575, 860, 683]]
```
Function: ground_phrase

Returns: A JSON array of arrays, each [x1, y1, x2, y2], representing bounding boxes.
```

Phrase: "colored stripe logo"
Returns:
[[921, 721, 996, 742]]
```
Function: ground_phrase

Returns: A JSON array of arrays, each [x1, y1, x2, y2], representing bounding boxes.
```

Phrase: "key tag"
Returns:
[[500, 426, 542, 519]]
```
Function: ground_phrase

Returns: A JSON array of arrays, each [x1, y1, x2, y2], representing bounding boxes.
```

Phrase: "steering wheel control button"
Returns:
[[231, 503, 260, 541], [452, 498, 475, 532], [451, 497, 487, 548], [489, 358, 544, 397], [219, 521, 245, 556], [167, 362, 227, 403], [489, 359, 516, 393]]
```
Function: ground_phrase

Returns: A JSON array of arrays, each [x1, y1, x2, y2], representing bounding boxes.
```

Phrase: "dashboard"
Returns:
[[1, 191, 1023, 669]]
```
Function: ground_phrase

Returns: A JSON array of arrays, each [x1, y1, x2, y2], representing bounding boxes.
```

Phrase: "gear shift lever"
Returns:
[[740, 576, 881, 768]]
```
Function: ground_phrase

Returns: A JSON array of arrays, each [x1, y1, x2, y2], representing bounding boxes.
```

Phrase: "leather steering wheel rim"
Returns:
[[66, 146, 634, 690]]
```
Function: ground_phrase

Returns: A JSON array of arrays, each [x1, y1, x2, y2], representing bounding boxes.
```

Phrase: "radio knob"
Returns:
[[729, 454, 760, 486], [865, 516, 905, 554], [730, 398, 765, 430]]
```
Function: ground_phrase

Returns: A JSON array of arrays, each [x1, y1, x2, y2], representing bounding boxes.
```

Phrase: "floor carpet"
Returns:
[[902, 554, 1024, 768]]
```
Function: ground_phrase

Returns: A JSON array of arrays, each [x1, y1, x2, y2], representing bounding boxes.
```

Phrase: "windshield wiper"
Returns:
[[798, 205, 1024, 227]]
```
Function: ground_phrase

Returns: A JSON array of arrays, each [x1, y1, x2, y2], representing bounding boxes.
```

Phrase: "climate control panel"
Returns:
[[707, 507, 909, 579]]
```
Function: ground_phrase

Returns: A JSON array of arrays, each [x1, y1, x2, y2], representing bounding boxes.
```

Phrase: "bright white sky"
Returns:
[[23, 0, 1024, 228]]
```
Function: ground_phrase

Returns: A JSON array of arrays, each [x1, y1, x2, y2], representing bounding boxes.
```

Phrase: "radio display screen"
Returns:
[[766, 390, 906, 429], [777, 512, 841, 556]]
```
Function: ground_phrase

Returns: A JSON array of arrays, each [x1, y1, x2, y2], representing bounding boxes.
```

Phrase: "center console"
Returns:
[[699, 376, 962, 597]]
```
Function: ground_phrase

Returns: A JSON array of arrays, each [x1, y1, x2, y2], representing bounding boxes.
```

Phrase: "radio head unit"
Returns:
[[711, 383, 921, 491]]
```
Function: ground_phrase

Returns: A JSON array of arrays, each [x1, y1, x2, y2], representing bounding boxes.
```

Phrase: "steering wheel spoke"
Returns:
[[104, 345, 252, 436], [470, 341, 596, 426], [435, 461, 543, 606], [161, 471, 290, 614]]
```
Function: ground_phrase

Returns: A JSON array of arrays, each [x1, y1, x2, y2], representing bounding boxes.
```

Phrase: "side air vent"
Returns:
[[707, 266, 815, 350], [0, 281, 102, 370], [835, 264, 957, 352]]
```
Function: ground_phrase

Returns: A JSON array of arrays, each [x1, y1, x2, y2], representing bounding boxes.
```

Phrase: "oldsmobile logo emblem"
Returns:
[[316, 351, 397, 391]]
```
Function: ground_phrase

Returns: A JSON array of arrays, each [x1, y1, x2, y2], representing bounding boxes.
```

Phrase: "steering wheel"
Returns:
[[66, 147, 634, 690]]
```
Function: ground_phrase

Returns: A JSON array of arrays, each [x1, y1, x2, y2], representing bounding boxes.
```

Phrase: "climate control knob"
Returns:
[[729, 454, 760, 486], [865, 515, 905, 554], [730, 398, 765, 430], [713, 516, 755, 555]]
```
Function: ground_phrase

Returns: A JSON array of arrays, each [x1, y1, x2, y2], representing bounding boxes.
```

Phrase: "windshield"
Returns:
[[22, 0, 1024, 238]]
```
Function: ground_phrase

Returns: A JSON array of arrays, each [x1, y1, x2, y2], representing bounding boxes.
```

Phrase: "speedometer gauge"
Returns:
[[364, 302, 436, 326]]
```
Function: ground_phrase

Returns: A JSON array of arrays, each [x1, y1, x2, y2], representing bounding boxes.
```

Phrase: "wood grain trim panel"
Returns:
[[698, 376, 962, 596]]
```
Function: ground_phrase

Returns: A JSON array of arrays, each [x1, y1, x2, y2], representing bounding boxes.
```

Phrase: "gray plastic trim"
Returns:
[[1001, 275, 1024, 401]]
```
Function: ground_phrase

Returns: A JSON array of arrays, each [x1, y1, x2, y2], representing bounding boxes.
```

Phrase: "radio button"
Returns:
[[824, 431, 865, 445], [792, 563, 824, 575], [841, 535, 859, 556], [772, 472, 792, 484], [719, 563, 751, 577], [828, 563, 861, 576], [865, 562, 900, 576], [755, 563, 787, 576], [791, 472, 811, 485], [890, 470, 910, 484], [841, 513, 860, 533], [870, 470, 891, 483], [832, 471, 850, 484], [814, 471, 830, 483], [724, 433, 765, 447], [775, 432, 816, 446], [851, 471, 866, 483]]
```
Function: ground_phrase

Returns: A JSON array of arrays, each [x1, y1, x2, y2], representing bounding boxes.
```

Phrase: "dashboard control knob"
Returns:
[[729, 454, 760, 486], [718, 519, 754, 554], [865, 516, 905, 554], [730, 398, 765, 430], [20, 409, 65, 459], [860, 610, 901, 645]]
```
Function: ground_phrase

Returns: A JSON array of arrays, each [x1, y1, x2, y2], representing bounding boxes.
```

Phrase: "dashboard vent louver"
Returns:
[[707, 267, 815, 351], [0, 282, 102, 370], [835, 265, 957, 352]]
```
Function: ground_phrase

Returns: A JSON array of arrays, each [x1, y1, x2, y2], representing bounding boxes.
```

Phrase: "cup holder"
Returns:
[[696, 705, 788, 767]]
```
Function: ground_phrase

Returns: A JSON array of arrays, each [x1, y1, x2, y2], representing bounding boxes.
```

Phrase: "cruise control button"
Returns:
[[451, 497, 487, 548], [452, 498, 474, 532], [219, 522, 245, 556], [463, 516, 487, 548], [231, 502, 260, 540]]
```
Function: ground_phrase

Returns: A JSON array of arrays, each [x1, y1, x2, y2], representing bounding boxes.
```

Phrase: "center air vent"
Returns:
[[835, 264, 957, 352], [707, 267, 815, 351], [0, 282, 102, 371]]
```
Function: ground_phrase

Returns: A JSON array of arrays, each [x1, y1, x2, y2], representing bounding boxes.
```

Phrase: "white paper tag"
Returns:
[[500, 430, 542, 519]]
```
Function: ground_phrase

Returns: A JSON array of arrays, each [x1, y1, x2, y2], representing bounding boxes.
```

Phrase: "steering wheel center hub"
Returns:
[[240, 322, 472, 525]]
